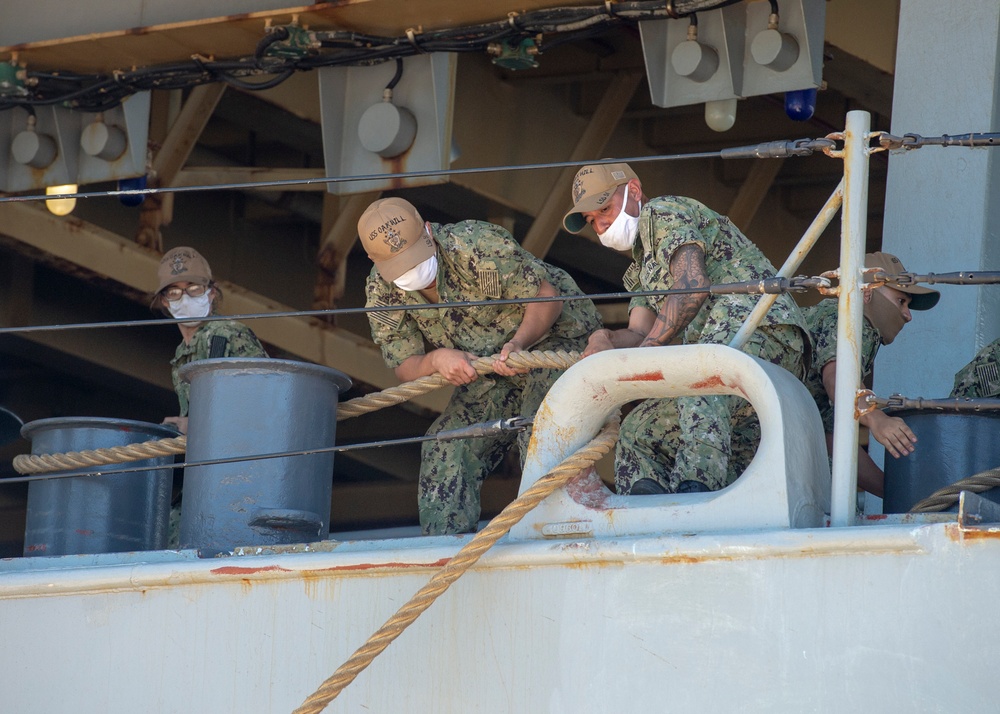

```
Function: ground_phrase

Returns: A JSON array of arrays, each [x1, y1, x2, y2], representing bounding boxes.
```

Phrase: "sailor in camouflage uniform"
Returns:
[[153, 247, 268, 426], [563, 162, 808, 495], [802, 252, 939, 496], [359, 198, 601, 535], [951, 338, 1000, 398], [153, 247, 268, 546]]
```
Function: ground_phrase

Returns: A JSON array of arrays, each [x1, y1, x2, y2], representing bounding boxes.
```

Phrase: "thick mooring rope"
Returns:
[[291, 415, 620, 714], [11, 350, 581, 475], [336, 349, 579, 419], [908, 466, 1000, 513], [11, 436, 189, 474]]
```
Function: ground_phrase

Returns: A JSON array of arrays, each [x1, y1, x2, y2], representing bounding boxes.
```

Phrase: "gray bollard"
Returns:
[[178, 358, 352, 552], [883, 410, 1000, 513], [21, 417, 177, 556]]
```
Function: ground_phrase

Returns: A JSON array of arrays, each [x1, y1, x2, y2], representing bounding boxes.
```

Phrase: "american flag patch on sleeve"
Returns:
[[622, 263, 641, 292], [477, 265, 501, 299], [976, 361, 1000, 397], [369, 300, 404, 329]]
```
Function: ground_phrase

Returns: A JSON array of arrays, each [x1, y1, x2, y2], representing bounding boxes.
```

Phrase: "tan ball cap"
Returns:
[[562, 162, 638, 234], [358, 197, 436, 282], [156, 246, 212, 294], [866, 252, 940, 311]]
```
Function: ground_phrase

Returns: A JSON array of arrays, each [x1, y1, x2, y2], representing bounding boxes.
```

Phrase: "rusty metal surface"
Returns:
[[0, 1, 601, 73], [958, 490, 1000, 528], [0, 519, 999, 712]]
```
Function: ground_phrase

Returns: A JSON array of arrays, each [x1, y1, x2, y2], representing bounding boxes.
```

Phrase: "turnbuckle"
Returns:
[[434, 416, 533, 441], [720, 137, 837, 160]]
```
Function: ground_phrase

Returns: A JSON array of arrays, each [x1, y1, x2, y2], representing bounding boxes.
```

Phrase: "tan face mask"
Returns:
[[863, 289, 906, 344]]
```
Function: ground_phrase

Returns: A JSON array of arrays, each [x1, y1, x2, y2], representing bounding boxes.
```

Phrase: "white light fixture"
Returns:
[[45, 184, 77, 216], [671, 23, 719, 84], [358, 89, 417, 159], [705, 98, 737, 132], [11, 116, 57, 169], [751, 12, 800, 72], [80, 115, 127, 161]]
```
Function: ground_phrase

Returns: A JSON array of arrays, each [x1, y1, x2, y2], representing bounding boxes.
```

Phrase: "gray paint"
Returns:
[[872, 1, 1000, 477], [21, 417, 177, 556], [178, 358, 351, 552], [882, 410, 1000, 513]]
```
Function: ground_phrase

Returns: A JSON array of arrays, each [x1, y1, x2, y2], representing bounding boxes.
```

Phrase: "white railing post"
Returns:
[[829, 110, 871, 526]]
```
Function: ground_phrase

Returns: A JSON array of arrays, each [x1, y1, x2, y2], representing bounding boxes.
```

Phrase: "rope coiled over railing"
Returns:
[[11, 349, 581, 475], [291, 414, 620, 714]]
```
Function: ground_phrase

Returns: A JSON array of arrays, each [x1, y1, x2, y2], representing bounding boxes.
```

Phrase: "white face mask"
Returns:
[[393, 254, 438, 291], [167, 292, 212, 327], [597, 199, 641, 252]]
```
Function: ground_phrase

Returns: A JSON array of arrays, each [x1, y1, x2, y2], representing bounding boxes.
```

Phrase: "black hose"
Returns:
[[385, 58, 404, 91], [216, 69, 296, 92], [3, 0, 756, 112], [254, 26, 291, 69]]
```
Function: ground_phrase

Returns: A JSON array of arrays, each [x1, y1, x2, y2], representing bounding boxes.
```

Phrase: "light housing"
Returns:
[[45, 184, 77, 216]]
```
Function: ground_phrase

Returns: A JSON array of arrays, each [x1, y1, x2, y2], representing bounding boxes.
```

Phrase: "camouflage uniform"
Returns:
[[615, 196, 808, 493], [170, 319, 268, 416], [366, 221, 601, 535], [802, 298, 882, 433], [951, 337, 1000, 398]]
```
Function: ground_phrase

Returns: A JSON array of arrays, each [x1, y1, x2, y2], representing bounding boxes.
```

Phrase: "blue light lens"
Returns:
[[785, 88, 817, 122]]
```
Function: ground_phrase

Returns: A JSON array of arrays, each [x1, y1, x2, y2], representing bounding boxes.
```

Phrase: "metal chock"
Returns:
[[958, 491, 1000, 528]]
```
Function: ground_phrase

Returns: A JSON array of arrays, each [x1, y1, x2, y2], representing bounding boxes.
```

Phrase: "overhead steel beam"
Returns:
[[0, 244, 173, 392], [138, 84, 228, 250], [822, 43, 894, 119], [155, 84, 228, 189], [174, 167, 328, 191], [315, 191, 381, 312], [520, 71, 643, 258], [0, 202, 451, 413]]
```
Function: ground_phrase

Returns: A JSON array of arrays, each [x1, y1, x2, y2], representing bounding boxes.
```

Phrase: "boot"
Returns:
[[627, 478, 668, 495], [677, 479, 712, 493]]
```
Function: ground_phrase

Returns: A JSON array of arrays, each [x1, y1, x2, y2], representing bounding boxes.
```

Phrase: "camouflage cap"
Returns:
[[866, 252, 940, 311], [562, 162, 639, 234], [358, 197, 436, 282], [156, 247, 212, 294]]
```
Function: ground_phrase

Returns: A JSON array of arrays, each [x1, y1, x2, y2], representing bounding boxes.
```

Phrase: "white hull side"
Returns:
[[0, 521, 996, 713]]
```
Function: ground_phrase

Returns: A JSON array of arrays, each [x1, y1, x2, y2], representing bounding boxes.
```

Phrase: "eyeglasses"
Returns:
[[162, 284, 209, 302]]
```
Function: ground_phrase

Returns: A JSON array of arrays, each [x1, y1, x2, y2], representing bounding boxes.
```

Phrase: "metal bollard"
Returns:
[[21, 417, 177, 556], [883, 410, 1000, 512], [178, 358, 352, 552]]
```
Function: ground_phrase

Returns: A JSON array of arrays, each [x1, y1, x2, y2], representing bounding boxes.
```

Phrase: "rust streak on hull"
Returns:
[[211, 565, 292, 576]]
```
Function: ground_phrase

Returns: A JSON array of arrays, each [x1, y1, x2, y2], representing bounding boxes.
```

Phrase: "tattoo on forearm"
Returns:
[[641, 244, 710, 347]]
